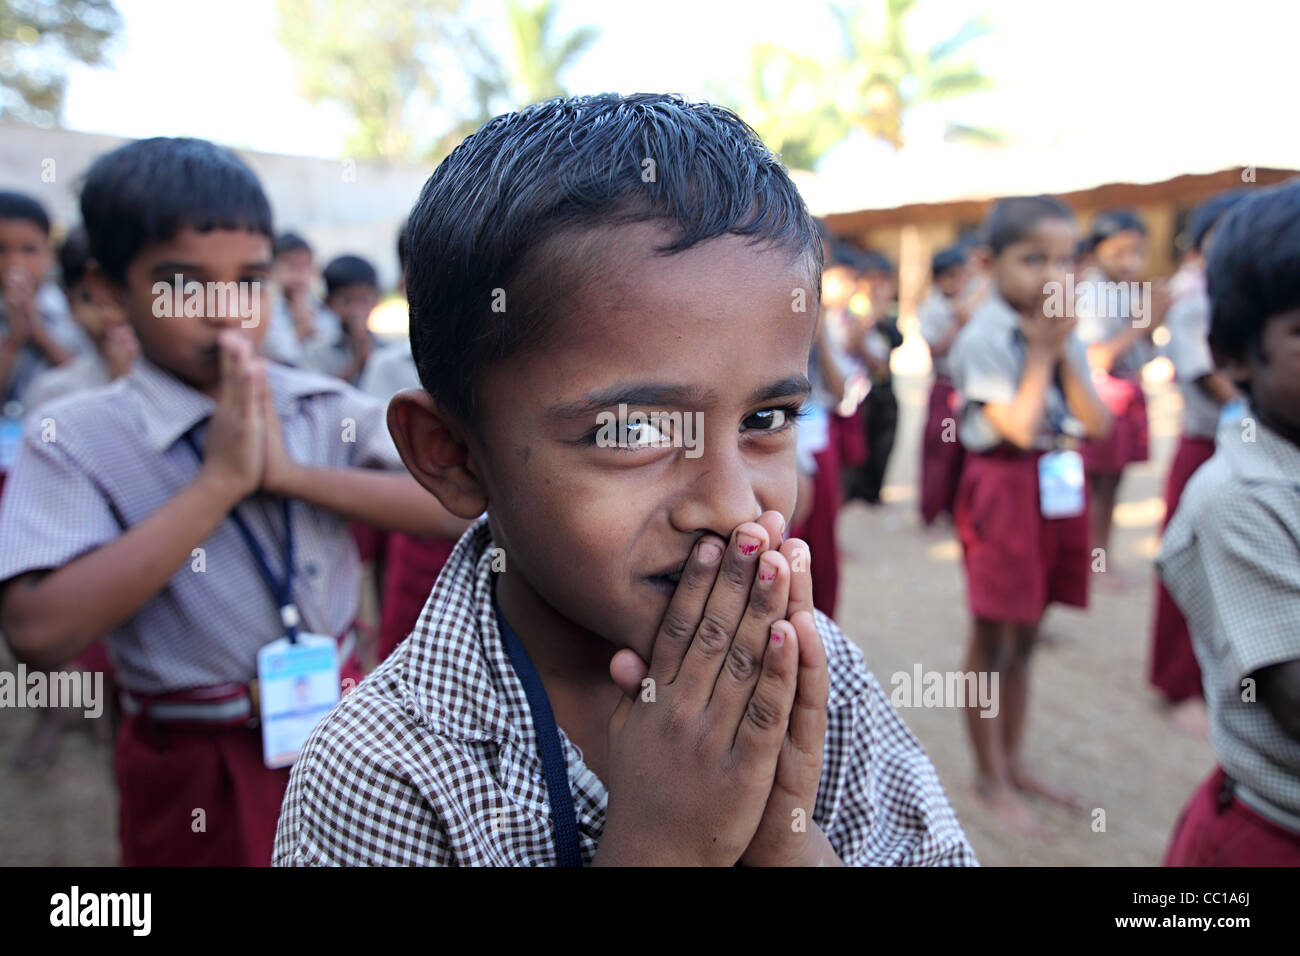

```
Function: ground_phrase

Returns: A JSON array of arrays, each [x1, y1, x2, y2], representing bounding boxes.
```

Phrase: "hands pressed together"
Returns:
[[596, 510, 839, 867]]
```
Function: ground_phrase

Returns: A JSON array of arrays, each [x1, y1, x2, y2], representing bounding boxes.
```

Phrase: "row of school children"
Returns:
[[893, 187, 1300, 861]]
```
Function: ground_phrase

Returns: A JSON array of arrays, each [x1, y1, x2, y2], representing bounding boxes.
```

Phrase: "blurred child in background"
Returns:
[[918, 244, 983, 526], [1159, 181, 1300, 865], [1074, 209, 1168, 588], [845, 251, 902, 506], [10, 226, 133, 772], [261, 232, 339, 368], [1149, 191, 1247, 738], [304, 253, 380, 384], [950, 196, 1110, 837], [0, 192, 91, 483]]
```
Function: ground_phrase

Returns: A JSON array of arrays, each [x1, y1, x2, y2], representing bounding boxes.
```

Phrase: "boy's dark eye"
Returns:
[[743, 403, 806, 432]]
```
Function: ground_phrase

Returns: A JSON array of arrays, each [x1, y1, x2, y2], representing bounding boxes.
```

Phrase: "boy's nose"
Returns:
[[669, 442, 763, 540]]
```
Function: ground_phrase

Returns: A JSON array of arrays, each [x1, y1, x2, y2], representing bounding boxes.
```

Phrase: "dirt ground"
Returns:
[[0, 370, 1213, 866]]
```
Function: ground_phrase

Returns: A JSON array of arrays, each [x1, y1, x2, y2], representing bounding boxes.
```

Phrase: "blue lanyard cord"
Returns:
[[495, 601, 582, 867], [181, 428, 299, 642]]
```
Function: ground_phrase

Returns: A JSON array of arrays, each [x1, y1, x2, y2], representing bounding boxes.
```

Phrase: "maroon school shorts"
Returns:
[[115, 652, 363, 866], [954, 449, 1091, 626], [1149, 434, 1215, 703], [1165, 767, 1300, 866], [1082, 370, 1149, 475]]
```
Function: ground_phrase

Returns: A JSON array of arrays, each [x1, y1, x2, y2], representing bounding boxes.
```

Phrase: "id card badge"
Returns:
[[1038, 449, 1085, 519], [256, 633, 340, 769]]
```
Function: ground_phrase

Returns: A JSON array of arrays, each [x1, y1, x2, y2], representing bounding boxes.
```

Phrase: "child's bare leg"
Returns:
[[1006, 622, 1085, 811], [964, 617, 1054, 837]]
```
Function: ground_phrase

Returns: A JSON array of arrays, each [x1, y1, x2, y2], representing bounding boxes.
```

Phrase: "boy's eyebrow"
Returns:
[[548, 374, 811, 421]]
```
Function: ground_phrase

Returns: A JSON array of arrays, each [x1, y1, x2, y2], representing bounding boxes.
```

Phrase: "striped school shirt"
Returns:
[[0, 355, 403, 692], [273, 518, 979, 867]]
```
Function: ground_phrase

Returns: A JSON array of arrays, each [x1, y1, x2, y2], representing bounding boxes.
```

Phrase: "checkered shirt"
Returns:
[[1157, 418, 1300, 813], [273, 518, 978, 866]]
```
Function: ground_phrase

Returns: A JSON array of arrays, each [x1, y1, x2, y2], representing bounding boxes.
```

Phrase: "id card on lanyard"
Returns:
[[182, 429, 340, 767], [1037, 364, 1085, 519]]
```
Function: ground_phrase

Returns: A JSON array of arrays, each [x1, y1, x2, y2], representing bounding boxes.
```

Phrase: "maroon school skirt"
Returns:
[[1165, 768, 1300, 866], [376, 532, 458, 662], [919, 376, 965, 525], [115, 652, 363, 866], [789, 442, 841, 618], [954, 449, 1090, 626], [1149, 435, 1215, 702], [1082, 371, 1149, 475]]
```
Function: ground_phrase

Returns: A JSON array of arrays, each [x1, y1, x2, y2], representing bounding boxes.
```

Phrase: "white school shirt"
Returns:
[[1073, 266, 1155, 375], [918, 288, 958, 379]]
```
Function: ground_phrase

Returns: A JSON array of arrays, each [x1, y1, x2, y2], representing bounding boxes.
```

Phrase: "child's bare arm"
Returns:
[[980, 349, 1054, 449], [1060, 348, 1112, 440], [1194, 371, 1240, 406], [0, 473, 245, 669], [270, 465, 471, 537]]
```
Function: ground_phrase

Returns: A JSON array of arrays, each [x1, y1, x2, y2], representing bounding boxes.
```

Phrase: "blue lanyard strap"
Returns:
[[181, 428, 299, 642], [495, 601, 582, 867]]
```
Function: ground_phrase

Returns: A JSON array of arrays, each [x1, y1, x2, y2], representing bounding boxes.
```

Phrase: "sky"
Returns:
[[58, 0, 1298, 202]]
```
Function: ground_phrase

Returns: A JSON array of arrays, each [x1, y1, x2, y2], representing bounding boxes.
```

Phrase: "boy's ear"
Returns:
[[387, 389, 488, 519]]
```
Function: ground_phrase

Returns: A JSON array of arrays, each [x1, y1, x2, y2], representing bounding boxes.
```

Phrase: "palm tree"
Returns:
[[744, 0, 996, 169]]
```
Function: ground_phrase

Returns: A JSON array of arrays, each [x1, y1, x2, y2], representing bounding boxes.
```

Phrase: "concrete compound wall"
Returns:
[[0, 123, 434, 291]]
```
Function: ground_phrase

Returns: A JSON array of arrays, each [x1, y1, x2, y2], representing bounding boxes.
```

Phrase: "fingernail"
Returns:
[[736, 532, 761, 555], [697, 541, 722, 565], [758, 557, 778, 583], [770, 626, 784, 646]]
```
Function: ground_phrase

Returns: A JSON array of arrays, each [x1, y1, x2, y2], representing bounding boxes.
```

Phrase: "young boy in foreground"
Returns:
[[1158, 181, 1300, 864], [274, 94, 976, 867]]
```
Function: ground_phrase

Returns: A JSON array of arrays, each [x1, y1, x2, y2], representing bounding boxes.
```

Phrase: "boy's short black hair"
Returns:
[[1207, 179, 1300, 364], [982, 196, 1074, 255], [275, 231, 312, 258], [0, 191, 52, 235], [405, 93, 822, 428], [1087, 208, 1146, 247], [80, 137, 273, 284], [57, 226, 92, 290], [931, 245, 967, 279], [1188, 190, 1250, 253], [322, 254, 378, 297]]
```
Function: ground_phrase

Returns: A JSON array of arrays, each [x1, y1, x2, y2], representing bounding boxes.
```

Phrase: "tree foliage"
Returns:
[[0, 0, 122, 125]]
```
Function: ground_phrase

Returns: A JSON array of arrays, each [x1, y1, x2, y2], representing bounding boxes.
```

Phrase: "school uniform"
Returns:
[[917, 288, 966, 524], [1149, 288, 1217, 703], [1157, 419, 1300, 864], [0, 356, 402, 865], [950, 293, 1099, 625], [273, 517, 978, 866], [1074, 267, 1151, 475], [846, 313, 902, 504]]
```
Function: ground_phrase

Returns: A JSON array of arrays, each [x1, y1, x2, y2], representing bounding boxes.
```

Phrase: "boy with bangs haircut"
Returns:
[[275, 94, 975, 867]]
